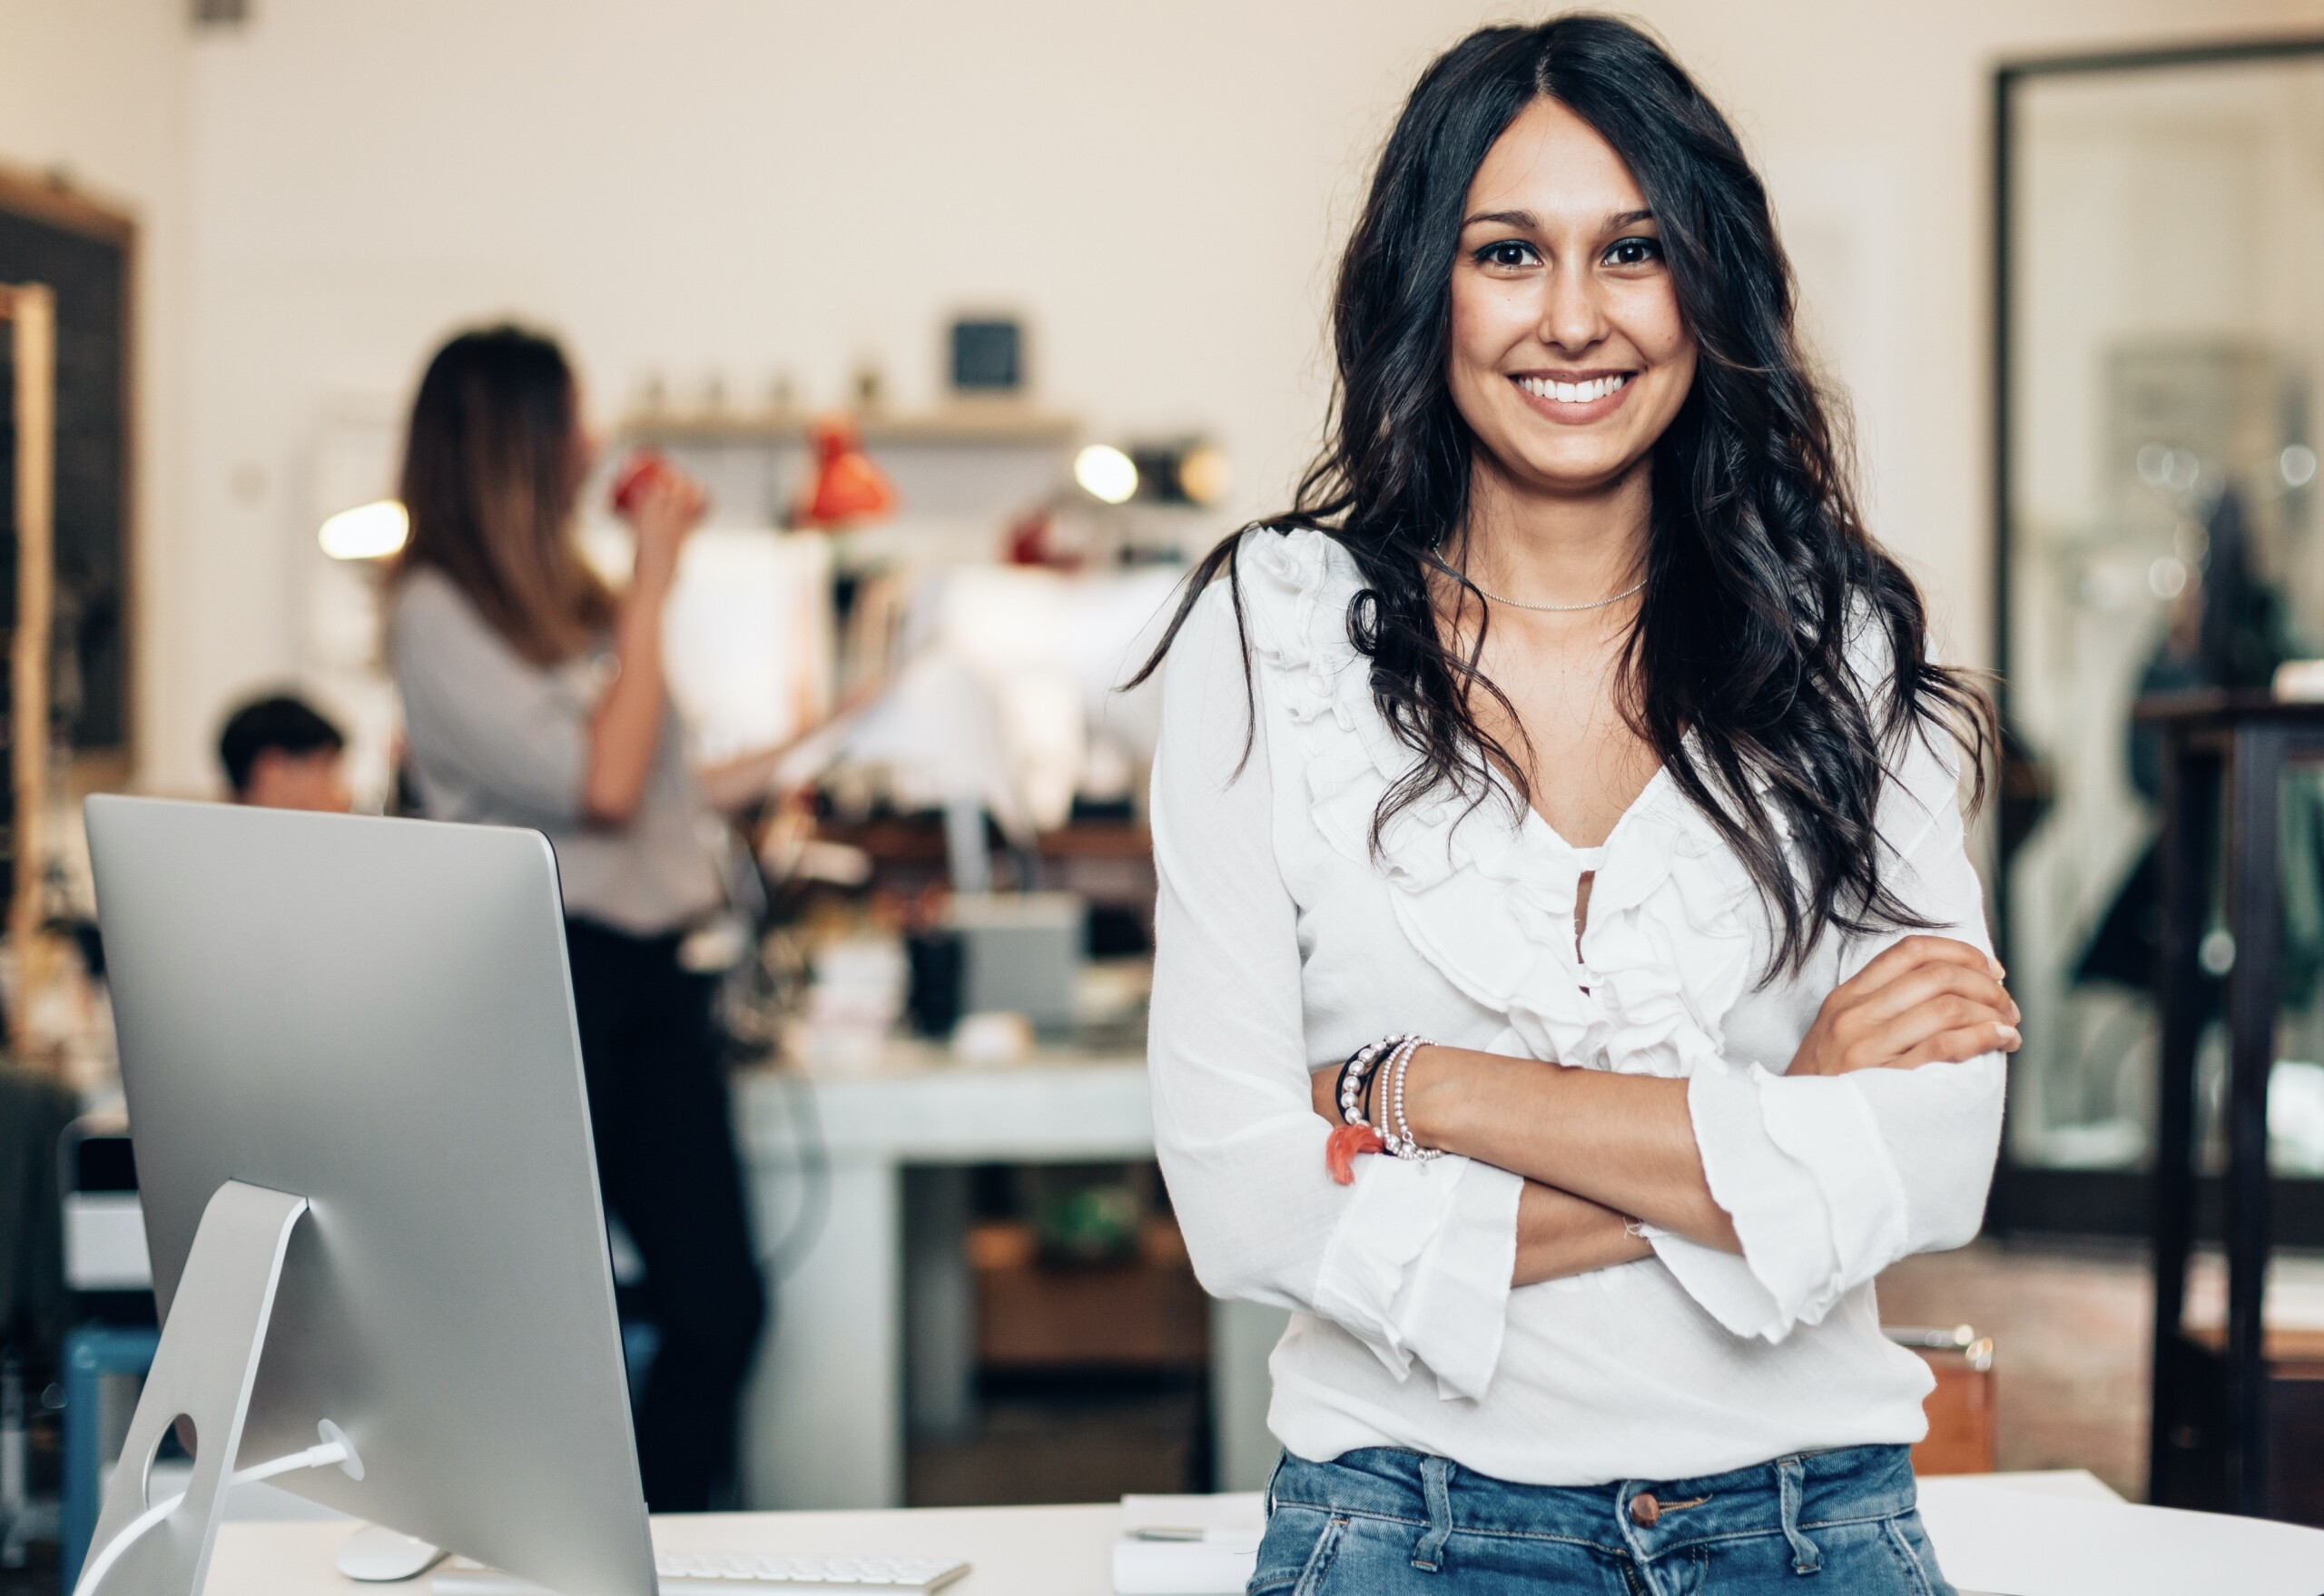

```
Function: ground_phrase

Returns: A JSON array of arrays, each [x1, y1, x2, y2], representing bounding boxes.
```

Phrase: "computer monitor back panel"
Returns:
[[85, 796, 653, 1596]]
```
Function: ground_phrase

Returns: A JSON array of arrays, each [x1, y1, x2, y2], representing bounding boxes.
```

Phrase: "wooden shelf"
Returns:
[[620, 403, 1078, 448], [968, 1219, 1206, 1371], [820, 817, 1150, 865]]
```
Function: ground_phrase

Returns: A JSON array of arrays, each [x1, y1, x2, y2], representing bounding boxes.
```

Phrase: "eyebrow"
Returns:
[[1459, 206, 1659, 231]]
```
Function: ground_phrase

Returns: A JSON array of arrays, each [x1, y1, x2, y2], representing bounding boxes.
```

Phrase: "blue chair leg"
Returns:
[[60, 1325, 160, 1596]]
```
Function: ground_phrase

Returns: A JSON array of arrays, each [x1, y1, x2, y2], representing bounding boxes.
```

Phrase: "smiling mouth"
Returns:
[[1514, 372, 1634, 404]]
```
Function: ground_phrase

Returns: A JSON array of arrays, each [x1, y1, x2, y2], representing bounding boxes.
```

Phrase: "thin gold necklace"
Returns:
[[1465, 573, 1645, 613]]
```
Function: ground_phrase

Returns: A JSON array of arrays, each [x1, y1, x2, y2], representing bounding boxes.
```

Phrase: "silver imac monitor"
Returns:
[[84, 795, 654, 1596]]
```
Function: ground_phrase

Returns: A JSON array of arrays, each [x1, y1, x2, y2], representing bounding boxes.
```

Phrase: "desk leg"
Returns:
[[740, 1155, 901, 1510], [903, 1167, 975, 1438], [2222, 725, 2285, 1517], [1209, 1299, 1288, 1492]]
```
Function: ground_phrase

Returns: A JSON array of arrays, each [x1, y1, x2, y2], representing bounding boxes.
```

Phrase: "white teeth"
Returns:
[[1519, 374, 1630, 404]]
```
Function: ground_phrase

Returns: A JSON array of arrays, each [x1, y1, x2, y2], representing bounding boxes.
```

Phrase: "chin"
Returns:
[[1500, 442, 1641, 496]]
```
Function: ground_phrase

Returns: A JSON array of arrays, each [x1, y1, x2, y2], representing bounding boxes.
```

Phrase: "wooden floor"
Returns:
[[1877, 1237, 2324, 1501]]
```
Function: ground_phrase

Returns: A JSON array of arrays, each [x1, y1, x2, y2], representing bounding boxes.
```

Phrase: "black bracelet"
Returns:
[[1334, 1046, 1373, 1128], [1336, 1034, 1412, 1128]]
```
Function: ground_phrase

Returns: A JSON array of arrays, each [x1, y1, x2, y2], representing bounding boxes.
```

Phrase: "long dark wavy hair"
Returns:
[[1131, 14, 1992, 975]]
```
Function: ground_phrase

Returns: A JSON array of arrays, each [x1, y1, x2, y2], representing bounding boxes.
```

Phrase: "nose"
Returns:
[[1537, 256, 1609, 357]]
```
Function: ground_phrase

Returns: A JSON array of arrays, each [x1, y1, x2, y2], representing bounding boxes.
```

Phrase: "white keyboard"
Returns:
[[431, 1552, 970, 1594], [655, 1552, 970, 1591]]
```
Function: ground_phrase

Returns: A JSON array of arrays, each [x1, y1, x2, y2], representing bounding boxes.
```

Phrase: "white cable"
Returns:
[[227, 1437, 351, 1486], [73, 1427, 357, 1596], [70, 1492, 179, 1596]]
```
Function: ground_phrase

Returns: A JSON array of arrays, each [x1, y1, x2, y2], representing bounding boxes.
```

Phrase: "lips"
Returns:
[[1509, 369, 1638, 425]]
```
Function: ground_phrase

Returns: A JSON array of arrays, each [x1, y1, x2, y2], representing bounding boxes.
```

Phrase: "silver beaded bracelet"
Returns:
[[1381, 1036, 1441, 1161], [1336, 1032, 1441, 1161]]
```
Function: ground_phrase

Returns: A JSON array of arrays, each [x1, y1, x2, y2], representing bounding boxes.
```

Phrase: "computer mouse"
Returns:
[[337, 1524, 448, 1582]]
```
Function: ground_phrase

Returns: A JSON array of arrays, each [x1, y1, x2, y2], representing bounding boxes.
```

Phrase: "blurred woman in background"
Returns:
[[388, 324, 763, 1512]]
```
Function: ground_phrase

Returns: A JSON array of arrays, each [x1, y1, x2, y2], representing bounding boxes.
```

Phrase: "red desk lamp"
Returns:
[[799, 416, 898, 530]]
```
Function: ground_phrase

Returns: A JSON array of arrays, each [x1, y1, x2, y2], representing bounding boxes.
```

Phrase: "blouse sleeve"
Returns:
[[390, 574, 592, 831], [1147, 582, 1524, 1401], [1650, 714, 2007, 1343]]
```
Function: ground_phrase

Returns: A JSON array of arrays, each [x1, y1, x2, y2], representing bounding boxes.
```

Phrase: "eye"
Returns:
[[1473, 240, 1541, 271], [1604, 236, 1663, 268]]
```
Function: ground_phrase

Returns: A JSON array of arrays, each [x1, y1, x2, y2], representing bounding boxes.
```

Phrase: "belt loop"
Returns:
[[1777, 1455, 1821, 1575], [1410, 1454, 1455, 1572], [1264, 1451, 1286, 1517]]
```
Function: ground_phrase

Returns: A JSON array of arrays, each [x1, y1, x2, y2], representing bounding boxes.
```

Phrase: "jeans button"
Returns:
[[1629, 1493, 1660, 1527]]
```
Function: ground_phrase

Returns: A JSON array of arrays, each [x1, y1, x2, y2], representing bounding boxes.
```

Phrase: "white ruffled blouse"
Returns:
[[1147, 527, 2005, 1486]]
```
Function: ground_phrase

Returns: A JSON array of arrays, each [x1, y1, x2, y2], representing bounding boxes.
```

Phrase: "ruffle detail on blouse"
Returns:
[[1662, 1060, 1909, 1339], [1241, 527, 1759, 1077], [1311, 1152, 1523, 1400]]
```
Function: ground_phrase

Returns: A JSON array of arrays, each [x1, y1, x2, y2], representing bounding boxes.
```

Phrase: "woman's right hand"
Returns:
[[586, 463, 704, 826], [1787, 935, 2021, 1078], [621, 467, 706, 593]]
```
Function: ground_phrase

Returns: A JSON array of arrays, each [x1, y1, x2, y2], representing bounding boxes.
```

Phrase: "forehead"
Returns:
[[1465, 96, 1646, 221]]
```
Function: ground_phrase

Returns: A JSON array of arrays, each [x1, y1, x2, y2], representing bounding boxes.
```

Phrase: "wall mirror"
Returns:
[[1996, 38, 2324, 1233]]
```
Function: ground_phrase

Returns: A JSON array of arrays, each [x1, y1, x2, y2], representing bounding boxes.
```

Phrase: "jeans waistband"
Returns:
[[1266, 1443, 1919, 1562]]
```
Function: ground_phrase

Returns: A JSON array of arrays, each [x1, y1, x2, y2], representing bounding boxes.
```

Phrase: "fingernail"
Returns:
[[1997, 1024, 2021, 1046], [1988, 957, 2005, 978]]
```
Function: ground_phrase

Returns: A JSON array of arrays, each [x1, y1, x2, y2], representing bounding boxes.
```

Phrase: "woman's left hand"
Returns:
[[1787, 934, 2020, 1077]]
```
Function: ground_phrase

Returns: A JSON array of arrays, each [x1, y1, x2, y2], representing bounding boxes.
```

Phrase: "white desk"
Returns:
[[65, 1049, 1274, 1519], [734, 1049, 1235, 1512], [198, 1479, 2324, 1596], [203, 1503, 1118, 1596]]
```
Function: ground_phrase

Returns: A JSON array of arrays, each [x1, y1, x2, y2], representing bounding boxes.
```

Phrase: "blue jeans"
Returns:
[[1251, 1444, 1956, 1595]]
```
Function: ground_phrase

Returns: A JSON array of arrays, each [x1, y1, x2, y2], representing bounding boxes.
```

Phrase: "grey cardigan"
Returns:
[[389, 566, 724, 937]]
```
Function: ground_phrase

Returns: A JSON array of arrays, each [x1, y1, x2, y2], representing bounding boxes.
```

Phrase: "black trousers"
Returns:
[[566, 918, 766, 1512]]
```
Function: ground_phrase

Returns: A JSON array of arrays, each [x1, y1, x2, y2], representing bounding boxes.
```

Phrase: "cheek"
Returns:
[[1446, 273, 1528, 379], [1630, 282, 1692, 368]]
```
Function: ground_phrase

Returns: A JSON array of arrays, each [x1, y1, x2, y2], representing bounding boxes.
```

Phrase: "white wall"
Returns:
[[13, 0, 2324, 789]]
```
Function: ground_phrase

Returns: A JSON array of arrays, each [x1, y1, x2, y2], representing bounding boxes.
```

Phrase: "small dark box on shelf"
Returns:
[[950, 318, 1023, 394]]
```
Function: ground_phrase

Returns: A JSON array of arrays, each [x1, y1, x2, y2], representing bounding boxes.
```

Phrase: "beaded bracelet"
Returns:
[[1334, 1034, 1409, 1131], [1380, 1037, 1441, 1162], [1334, 1033, 1440, 1161]]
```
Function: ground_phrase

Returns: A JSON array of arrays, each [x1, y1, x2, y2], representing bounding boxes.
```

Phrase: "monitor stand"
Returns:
[[79, 1179, 310, 1596]]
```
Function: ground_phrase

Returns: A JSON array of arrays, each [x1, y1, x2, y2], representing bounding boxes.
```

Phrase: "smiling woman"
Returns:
[[1133, 14, 2013, 1596]]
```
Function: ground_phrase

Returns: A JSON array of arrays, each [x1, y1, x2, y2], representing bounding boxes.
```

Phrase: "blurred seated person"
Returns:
[[217, 694, 351, 813]]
